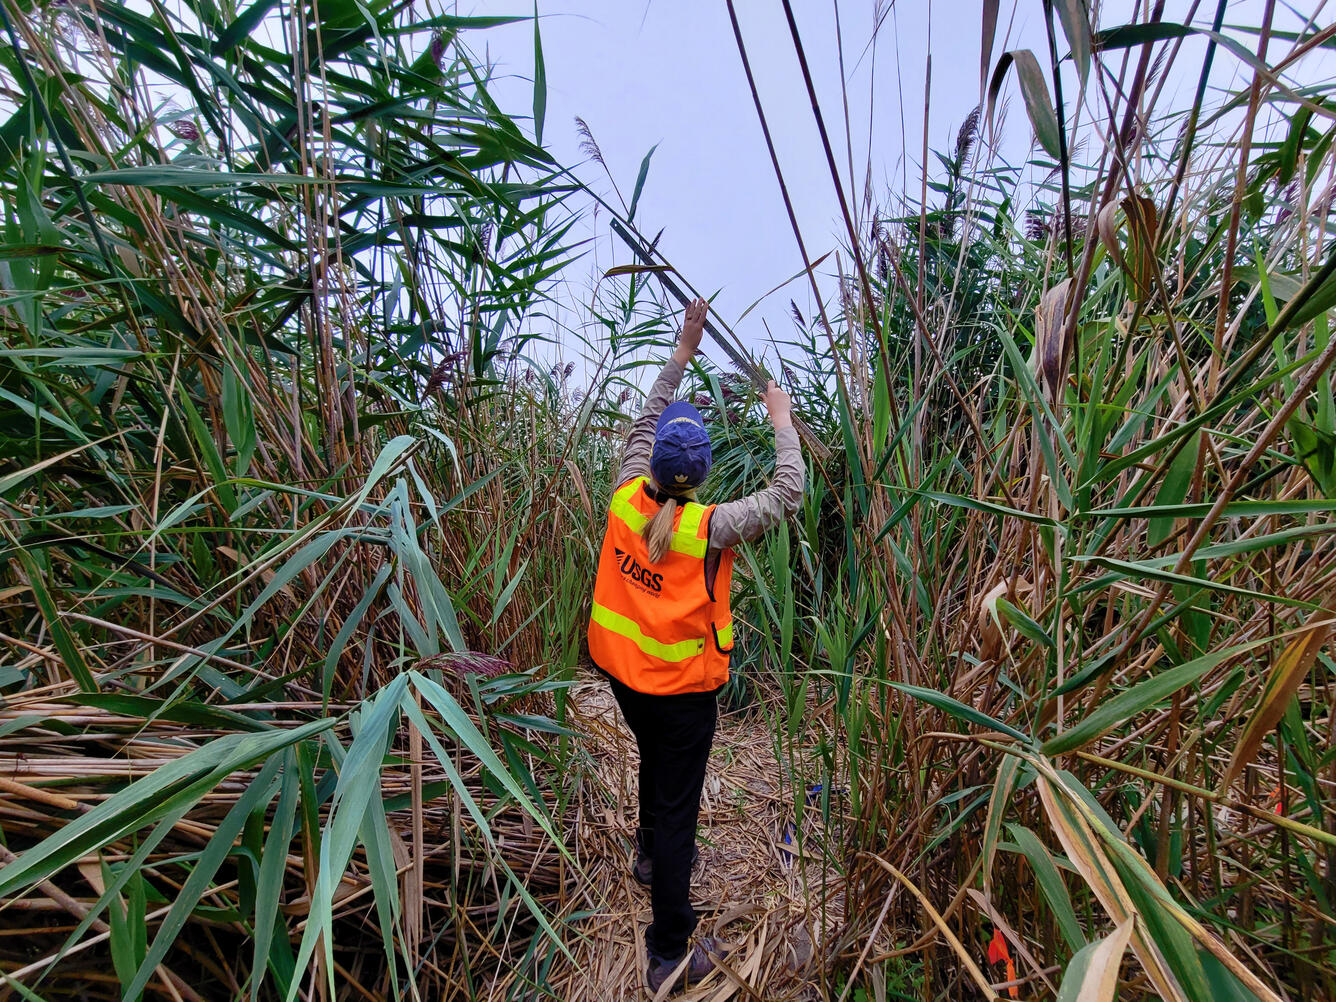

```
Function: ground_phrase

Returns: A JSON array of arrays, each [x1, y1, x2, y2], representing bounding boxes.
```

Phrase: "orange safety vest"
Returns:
[[588, 476, 735, 695]]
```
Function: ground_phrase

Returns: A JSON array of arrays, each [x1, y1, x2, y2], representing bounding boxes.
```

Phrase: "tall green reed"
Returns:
[[675, 3, 1336, 999], [0, 1, 594, 997]]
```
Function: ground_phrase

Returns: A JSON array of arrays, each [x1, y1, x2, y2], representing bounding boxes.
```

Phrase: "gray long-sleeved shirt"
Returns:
[[616, 358, 804, 549]]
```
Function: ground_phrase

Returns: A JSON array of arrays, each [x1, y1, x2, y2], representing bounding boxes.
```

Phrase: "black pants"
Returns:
[[602, 669, 718, 960]]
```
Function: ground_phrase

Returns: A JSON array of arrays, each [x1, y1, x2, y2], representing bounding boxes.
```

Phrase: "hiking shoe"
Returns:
[[633, 844, 701, 886], [646, 936, 728, 994]]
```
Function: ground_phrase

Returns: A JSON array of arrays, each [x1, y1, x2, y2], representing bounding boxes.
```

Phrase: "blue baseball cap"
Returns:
[[651, 401, 712, 491]]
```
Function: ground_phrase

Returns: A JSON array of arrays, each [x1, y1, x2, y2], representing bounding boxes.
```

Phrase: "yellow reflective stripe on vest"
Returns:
[[714, 621, 733, 647], [607, 478, 708, 558], [609, 478, 649, 532], [673, 503, 707, 557], [590, 602, 706, 662]]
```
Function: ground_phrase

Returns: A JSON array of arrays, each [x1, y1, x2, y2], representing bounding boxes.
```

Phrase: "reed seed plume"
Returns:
[[954, 105, 980, 168], [1024, 209, 1049, 242], [575, 114, 606, 168]]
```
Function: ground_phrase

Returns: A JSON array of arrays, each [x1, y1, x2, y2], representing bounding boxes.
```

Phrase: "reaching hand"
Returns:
[[673, 298, 707, 363], [764, 379, 792, 429]]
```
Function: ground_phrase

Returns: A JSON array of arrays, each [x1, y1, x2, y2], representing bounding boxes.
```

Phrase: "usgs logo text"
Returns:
[[613, 547, 663, 592]]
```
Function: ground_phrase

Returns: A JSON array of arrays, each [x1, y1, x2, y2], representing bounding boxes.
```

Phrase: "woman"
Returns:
[[587, 297, 804, 993]]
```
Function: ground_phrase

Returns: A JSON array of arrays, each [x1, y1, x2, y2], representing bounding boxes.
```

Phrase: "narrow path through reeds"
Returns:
[[551, 679, 827, 1001]]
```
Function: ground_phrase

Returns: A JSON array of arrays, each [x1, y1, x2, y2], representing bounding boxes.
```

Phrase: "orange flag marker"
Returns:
[[987, 927, 1019, 999]]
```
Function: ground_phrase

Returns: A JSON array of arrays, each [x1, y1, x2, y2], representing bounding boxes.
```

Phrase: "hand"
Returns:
[[764, 379, 792, 429], [673, 297, 707, 364]]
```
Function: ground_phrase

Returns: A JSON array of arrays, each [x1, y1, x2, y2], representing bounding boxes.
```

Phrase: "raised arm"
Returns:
[[616, 298, 708, 486], [708, 382, 805, 549]]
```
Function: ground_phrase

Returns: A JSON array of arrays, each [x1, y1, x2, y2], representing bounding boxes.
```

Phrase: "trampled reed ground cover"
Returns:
[[0, 1, 1333, 1000]]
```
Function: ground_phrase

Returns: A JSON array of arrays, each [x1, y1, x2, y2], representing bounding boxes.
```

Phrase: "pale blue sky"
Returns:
[[477, 1, 1043, 369], [467, 1, 1329, 375]]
